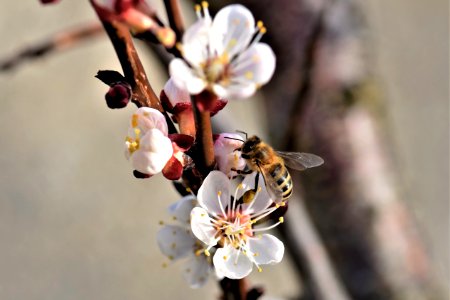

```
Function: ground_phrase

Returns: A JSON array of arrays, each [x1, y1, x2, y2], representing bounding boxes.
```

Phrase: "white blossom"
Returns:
[[157, 195, 217, 288], [190, 171, 285, 279], [124, 107, 173, 175], [169, 3, 276, 99]]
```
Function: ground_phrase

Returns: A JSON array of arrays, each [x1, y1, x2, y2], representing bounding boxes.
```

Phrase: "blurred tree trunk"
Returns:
[[213, 0, 443, 299]]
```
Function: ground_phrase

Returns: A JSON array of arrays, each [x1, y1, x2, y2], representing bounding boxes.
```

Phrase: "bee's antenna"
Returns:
[[224, 136, 245, 142], [235, 130, 248, 139]]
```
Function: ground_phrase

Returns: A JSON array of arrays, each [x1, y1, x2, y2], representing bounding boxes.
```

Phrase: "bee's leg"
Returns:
[[231, 168, 252, 175], [254, 172, 260, 191]]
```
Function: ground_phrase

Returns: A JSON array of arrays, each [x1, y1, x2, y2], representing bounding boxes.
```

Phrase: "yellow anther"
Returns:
[[201, 213, 205, 217], [175, 42, 184, 52], [257, 267, 263, 273], [257, 20, 264, 28], [279, 217, 284, 223], [257, 186, 262, 192], [125, 136, 133, 143], [223, 255, 228, 260], [253, 252, 259, 257], [195, 249, 203, 256], [172, 216, 177, 221], [237, 183, 243, 189], [239, 229, 245, 234], [217, 190, 222, 196], [260, 26, 267, 34], [159, 220, 164, 225], [134, 127, 141, 137], [186, 187, 192, 193], [204, 249, 211, 257], [156, 27, 176, 48], [162, 262, 168, 268], [168, 255, 174, 260], [194, 4, 201, 12], [275, 203, 280, 208], [171, 243, 176, 249], [245, 71, 254, 80], [131, 114, 139, 128], [201, 1, 209, 8]]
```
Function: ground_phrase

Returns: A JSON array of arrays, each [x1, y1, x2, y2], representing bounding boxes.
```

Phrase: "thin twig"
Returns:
[[0, 23, 103, 72]]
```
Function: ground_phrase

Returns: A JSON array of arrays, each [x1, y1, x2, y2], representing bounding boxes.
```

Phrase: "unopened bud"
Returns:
[[105, 82, 131, 109]]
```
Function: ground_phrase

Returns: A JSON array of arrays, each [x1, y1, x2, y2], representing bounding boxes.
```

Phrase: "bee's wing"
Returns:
[[276, 151, 324, 171], [257, 167, 284, 203]]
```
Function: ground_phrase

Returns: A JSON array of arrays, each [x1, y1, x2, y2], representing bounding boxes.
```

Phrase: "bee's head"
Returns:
[[241, 135, 261, 155]]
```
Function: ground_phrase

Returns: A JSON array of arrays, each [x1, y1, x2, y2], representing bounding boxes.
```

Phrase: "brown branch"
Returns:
[[220, 278, 250, 300], [191, 92, 215, 176], [0, 22, 103, 72], [91, 3, 162, 110], [163, 0, 185, 41]]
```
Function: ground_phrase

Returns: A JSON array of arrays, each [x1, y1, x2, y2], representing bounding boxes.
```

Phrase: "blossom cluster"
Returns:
[[96, 1, 286, 289]]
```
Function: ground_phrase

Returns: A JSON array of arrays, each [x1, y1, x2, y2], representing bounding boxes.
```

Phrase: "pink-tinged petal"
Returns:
[[211, 4, 255, 58], [197, 171, 231, 216], [157, 225, 196, 260], [162, 156, 183, 180], [214, 133, 245, 178], [213, 245, 252, 279], [182, 18, 212, 66], [183, 254, 211, 288], [247, 234, 284, 265], [240, 172, 272, 214], [190, 207, 218, 246], [168, 195, 197, 224], [230, 43, 276, 85], [168, 134, 194, 151], [163, 77, 191, 107], [169, 59, 206, 95]]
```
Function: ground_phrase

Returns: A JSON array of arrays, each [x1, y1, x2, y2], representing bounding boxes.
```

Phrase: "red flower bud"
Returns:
[[105, 82, 131, 109]]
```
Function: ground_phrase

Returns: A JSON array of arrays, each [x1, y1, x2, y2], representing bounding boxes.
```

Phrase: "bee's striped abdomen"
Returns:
[[269, 163, 293, 200]]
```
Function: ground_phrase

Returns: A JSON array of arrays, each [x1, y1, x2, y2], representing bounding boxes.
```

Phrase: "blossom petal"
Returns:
[[240, 172, 272, 214], [213, 245, 253, 279], [132, 107, 169, 136], [214, 133, 246, 178], [129, 129, 173, 175], [163, 77, 191, 106], [230, 43, 276, 86], [215, 82, 257, 99], [247, 234, 284, 265], [190, 207, 218, 246], [197, 171, 231, 216], [182, 254, 211, 288], [169, 59, 207, 95], [211, 4, 255, 58], [168, 195, 196, 224], [182, 18, 212, 66], [157, 225, 195, 260]]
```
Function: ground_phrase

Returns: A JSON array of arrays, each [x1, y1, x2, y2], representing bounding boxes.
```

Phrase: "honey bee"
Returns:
[[229, 133, 324, 202]]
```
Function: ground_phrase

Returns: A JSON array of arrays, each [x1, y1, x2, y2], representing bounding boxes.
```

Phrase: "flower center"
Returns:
[[215, 212, 253, 249], [203, 54, 229, 83]]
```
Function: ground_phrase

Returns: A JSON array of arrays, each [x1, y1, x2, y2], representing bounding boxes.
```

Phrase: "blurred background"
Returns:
[[0, 1, 447, 299]]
